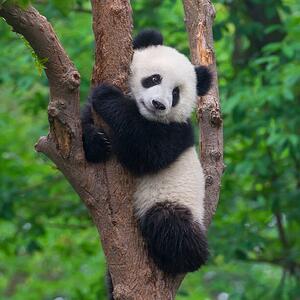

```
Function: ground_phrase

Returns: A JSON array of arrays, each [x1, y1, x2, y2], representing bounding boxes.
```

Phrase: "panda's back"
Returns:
[[134, 146, 205, 225]]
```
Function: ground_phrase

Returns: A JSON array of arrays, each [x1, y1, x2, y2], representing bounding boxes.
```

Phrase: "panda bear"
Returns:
[[81, 29, 212, 275]]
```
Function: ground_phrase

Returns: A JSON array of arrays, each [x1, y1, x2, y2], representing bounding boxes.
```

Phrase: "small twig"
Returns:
[[274, 211, 289, 249]]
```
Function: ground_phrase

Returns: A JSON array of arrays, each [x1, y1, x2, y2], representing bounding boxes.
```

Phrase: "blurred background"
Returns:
[[0, 0, 299, 299]]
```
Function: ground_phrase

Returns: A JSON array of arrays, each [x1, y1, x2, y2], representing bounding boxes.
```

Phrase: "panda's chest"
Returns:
[[133, 146, 205, 222]]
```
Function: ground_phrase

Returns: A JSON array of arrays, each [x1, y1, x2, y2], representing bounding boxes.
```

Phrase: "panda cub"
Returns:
[[82, 29, 212, 275]]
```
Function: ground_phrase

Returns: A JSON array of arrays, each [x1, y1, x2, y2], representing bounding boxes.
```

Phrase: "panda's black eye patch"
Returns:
[[172, 86, 180, 107], [141, 74, 162, 88]]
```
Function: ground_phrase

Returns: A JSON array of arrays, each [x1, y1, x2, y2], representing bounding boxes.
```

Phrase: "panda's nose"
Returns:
[[152, 100, 166, 110]]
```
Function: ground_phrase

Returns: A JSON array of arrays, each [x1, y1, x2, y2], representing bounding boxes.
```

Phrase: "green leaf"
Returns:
[[18, 34, 48, 76]]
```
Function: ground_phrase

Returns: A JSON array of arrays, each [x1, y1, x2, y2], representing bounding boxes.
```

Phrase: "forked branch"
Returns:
[[0, 0, 222, 298]]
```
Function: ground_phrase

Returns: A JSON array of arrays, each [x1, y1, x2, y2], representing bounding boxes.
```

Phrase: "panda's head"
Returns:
[[129, 29, 212, 123]]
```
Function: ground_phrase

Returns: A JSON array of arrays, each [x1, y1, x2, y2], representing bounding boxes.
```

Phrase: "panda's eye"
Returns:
[[141, 74, 162, 88], [172, 86, 180, 107]]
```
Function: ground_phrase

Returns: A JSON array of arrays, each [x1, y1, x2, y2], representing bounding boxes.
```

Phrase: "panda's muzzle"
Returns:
[[152, 100, 166, 111]]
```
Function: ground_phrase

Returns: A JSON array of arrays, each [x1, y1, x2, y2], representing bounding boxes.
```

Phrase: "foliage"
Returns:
[[0, 0, 299, 299]]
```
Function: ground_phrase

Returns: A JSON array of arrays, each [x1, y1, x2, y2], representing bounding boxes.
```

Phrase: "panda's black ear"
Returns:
[[195, 66, 212, 96], [133, 29, 163, 50]]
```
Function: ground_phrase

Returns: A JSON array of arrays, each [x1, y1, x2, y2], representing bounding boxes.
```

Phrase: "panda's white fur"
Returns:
[[134, 147, 205, 225], [130, 45, 198, 124]]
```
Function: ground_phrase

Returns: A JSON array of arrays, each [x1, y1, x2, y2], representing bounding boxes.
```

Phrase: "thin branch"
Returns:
[[274, 211, 289, 249], [265, 146, 290, 260]]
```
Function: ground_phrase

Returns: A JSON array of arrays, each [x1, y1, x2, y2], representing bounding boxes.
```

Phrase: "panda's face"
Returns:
[[129, 46, 197, 123]]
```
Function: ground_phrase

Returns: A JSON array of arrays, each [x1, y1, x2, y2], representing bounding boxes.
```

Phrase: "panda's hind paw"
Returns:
[[139, 202, 209, 275]]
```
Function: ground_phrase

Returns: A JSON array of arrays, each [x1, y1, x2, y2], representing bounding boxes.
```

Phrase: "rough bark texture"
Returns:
[[91, 0, 133, 91], [0, 2, 182, 299], [183, 0, 223, 229], [0, 0, 222, 298]]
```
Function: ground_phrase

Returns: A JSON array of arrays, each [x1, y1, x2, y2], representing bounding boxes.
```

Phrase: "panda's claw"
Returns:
[[97, 131, 111, 145]]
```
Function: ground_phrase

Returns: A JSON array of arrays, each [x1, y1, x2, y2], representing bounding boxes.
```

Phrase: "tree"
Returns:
[[0, 0, 222, 298]]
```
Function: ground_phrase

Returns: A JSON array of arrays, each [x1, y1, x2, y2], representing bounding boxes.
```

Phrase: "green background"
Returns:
[[0, 0, 299, 299]]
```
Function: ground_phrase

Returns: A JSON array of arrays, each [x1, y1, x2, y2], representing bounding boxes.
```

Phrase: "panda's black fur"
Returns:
[[133, 28, 164, 49], [82, 29, 212, 299], [89, 83, 195, 175], [81, 103, 111, 163], [139, 202, 208, 275]]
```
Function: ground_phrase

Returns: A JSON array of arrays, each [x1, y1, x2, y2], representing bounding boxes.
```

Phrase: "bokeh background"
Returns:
[[0, 0, 299, 299]]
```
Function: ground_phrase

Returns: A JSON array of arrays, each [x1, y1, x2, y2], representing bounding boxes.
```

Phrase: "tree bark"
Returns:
[[0, 2, 182, 299], [0, 0, 222, 298], [183, 0, 223, 229]]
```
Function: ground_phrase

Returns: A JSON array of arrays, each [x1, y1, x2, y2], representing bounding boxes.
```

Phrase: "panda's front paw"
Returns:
[[83, 125, 112, 163], [96, 130, 112, 148], [91, 84, 123, 113]]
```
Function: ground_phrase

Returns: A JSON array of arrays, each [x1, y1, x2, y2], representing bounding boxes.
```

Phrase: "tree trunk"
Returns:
[[0, 0, 222, 298]]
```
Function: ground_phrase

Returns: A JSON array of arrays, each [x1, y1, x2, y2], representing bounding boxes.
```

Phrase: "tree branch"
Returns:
[[0, 3, 82, 162], [183, 0, 223, 229], [1, 1, 222, 298]]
